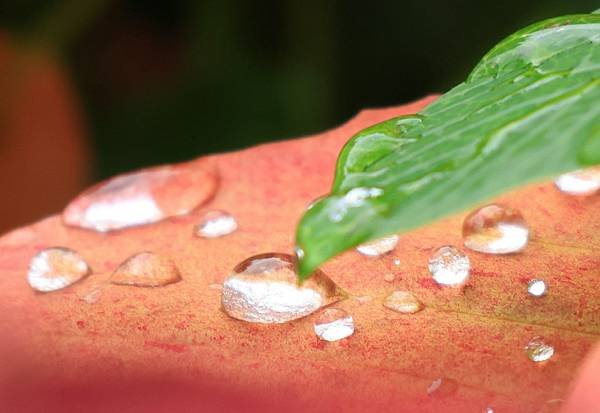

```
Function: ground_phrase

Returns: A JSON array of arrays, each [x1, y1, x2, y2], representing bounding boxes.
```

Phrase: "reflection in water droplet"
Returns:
[[111, 252, 181, 287], [314, 308, 354, 341], [393, 259, 401, 266], [525, 337, 554, 362], [383, 273, 396, 283], [554, 167, 600, 196], [463, 204, 529, 254], [63, 158, 218, 232], [208, 283, 223, 290], [356, 235, 399, 257], [27, 247, 91, 292], [194, 210, 237, 238], [221, 253, 343, 323], [329, 187, 383, 222], [528, 279, 547, 297], [428, 246, 470, 287], [383, 291, 423, 314]]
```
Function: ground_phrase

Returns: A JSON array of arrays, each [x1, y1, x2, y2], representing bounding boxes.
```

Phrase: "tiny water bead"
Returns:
[[463, 204, 529, 254], [525, 337, 555, 362], [111, 252, 182, 287], [426, 377, 458, 398], [383, 273, 396, 283], [194, 210, 237, 238], [27, 247, 91, 292], [428, 246, 470, 287], [63, 158, 218, 232], [356, 234, 399, 257], [314, 308, 355, 341], [528, 279, 548, 297], [554, 167, 600, 196], [221, 253, 343, 324], [383, 291, 423, 314]]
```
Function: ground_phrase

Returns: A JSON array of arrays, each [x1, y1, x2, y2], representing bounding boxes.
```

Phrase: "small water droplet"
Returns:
[[194, 210, 237, 238], [353, 295, 372, 303], [483, 408, 494, 413], [554, 167, 600, 196], [314, 308, 354, 341], [356, 235, 399, 257], [383, 273, 396, 282], [221, 253, 343, 323], [427, 377, 458, 397], [27, 247, 91, 292], [294, 245, 305, 260], [111, 252, 181, 287], [79, 285, 104, 304], [393, 258, 401, 266], [428, 246, 470, 287], [63, 158, 218, 232], [383, 291, 423, 314], [463, 204, 529, 254], [528, 279, 547, 297], [525, 337, 554, 362]]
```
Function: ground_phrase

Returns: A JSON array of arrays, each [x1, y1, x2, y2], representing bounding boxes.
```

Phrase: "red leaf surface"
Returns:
[[1, 96, 598, 412]]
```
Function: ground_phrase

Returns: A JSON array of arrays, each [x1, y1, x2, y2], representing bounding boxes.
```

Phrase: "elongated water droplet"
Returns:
[[525, 337, 554, 362], [27, 247, 91, 292], [554, 167, 600, 196], [428, 246, 470, 287], [528, 279, 547, 297], [383, 291, 423, 314], [194, 210, 237, 238], [427, 377, 458, 397], [463, 204, 529, 254], [356, 234, 399, 257], [221, 253, 343, 323], [314, 308, 354, 341], [111, 252, 181, 287], [63, 158, 218, 232]]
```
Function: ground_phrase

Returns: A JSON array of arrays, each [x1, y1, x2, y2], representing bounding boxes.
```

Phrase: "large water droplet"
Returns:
[[194, 210, 237, 238], [63, 158, 218, 232], [554, 167, 600, 196], [463, 204, 529, 254], [221, 253, 343, 323], [27, 247, 91, 292], [314, 308, 355, 341], [428, 246, 470, 287], [111, 252, 182, 287], [525, 337, 554, 362], [527, 279, 548, 297], [383, 291, 423, 314], [356, 234, 399, 257]]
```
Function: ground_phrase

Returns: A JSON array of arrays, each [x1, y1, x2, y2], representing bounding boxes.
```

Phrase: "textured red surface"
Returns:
[[1, 96, 599, 412]]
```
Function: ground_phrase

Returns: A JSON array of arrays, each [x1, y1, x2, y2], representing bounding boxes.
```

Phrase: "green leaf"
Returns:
[[295, 13, 600, 280]]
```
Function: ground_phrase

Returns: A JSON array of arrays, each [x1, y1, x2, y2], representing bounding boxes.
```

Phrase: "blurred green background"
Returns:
[[2, 0, 597, 180]]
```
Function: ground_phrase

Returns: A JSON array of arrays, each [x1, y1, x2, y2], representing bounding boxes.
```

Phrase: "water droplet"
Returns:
[[353, 295, 372, 303], [525, 337, 554, 362], [27, 247, 91, 292], [314, 308, 354, 341], [63, 158, 218, 232], [427, 377, 458, 397], [393, 258, 401, 266], [554, 167, 600, 196], [463, 204, 529, 254], [221, 253, 343, 323], [79, 285, 104, 304], [383, 273, 396, 282], [208, 283, 222, 290], [428, 246, 470, 287], [329, 187, 384, 222], [483, 408, 494, 413], [111, 252, 182, 287], [356, 234, 399, 257], [383, 291, 423, 314], [194, 210, 237, 238], [528, 279, 548, 297]]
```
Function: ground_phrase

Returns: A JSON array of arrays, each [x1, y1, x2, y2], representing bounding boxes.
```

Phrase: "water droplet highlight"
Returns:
[[554, 167, 600, 196], [194, 210, 237, 238], [221, 253, 343, 323], [383, 273, 396, 282], [428, 246, 470, 287], [528, 279, 547, 297], [356, 234, 399, 257], [27, 247, 91, 292], [463, 204, 529, 254], [63, 158, 218, 232], [427, 377, 458, 397], [111, 252, 182, 287], [525, 337, 554, 362], [314, 308, 355, 341], [383, 291, 423, 314]]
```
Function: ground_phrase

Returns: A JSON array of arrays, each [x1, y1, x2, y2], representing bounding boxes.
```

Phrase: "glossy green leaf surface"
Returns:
[[296, 13, 600, 279]]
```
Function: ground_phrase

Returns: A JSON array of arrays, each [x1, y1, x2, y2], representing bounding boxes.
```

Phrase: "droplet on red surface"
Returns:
[[194, 210, 237, 238], [111, 252, 181, 287], [27, 247, 91, 292], [554, 167, 600, 196], [356, 235, 399, 257], [63, 158, 218, 232], [314, 308, 354, 341], [527, 279, 548, 297], [463, 204, 529, 254], [383, 290, 423, 314], [525, 337, 554, 362], [428, 246, 470, 287]]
